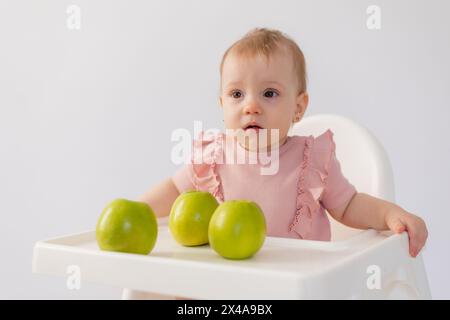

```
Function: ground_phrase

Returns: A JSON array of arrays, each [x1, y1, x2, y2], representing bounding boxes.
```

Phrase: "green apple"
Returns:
[[208, 200, 266, 259], [169, 190, 219, 246], [96, 198, 158, 255]]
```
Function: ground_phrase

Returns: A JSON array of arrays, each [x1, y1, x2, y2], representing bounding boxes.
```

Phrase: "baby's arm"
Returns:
[[328, 193, 428, 258], [136, 177, 180, 218]]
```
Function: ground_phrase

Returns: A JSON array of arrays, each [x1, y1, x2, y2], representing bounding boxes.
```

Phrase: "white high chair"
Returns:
[[32, 114, 431, 299], [120, 113, 431, 299]]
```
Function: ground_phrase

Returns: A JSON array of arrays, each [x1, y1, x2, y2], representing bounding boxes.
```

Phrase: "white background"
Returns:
[[1, 0, 449, 299]]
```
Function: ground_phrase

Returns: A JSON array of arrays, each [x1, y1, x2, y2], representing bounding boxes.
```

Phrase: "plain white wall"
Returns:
[[1, 0, 449, 299]]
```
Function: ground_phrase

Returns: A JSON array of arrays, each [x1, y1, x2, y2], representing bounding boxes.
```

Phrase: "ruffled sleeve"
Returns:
[[318, 131, 357, 211], [172, 130, 225, 202], [289, 129, 357, 239]]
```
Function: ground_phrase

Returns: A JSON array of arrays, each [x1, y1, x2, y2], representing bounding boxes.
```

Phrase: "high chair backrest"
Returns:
[[290, 113, 395, 241]]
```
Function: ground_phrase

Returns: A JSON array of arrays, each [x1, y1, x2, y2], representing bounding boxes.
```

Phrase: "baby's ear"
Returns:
[[296, 92, 309, 115]]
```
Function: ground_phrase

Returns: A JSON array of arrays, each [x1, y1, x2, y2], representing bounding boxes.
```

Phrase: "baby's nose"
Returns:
[[243, 100, 262, 114]]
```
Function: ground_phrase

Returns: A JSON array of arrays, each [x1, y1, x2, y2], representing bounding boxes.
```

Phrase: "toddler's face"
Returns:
[[219, 47, 308, 151]]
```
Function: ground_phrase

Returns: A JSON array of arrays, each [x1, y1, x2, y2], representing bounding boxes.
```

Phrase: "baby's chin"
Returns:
[[239, 140, 285, 153], [234, 129, 286, 152]]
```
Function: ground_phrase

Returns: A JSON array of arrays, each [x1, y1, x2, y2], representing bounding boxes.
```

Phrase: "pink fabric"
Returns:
[[172, 129, 357, 241]]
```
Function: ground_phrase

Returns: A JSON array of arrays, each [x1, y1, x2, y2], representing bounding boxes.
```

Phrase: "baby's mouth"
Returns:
[[243, 121, 264, 131], [244, 125, 263, 131]]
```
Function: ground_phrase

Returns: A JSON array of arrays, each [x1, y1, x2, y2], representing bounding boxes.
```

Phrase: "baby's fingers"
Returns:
[[405, 216, 428, 258]]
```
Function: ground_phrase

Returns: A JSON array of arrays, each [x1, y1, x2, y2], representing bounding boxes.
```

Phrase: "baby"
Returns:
[[125, 28, 428, 299]]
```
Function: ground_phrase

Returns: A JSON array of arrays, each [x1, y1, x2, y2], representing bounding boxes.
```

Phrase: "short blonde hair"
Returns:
[[220, 28, 307, 94]]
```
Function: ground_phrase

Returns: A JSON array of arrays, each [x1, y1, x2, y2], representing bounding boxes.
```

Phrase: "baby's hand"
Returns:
[[384, 209, 428, 258]]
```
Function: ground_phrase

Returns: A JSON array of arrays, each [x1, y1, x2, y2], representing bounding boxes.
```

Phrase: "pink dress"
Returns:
[[171, 129, 357, 241]]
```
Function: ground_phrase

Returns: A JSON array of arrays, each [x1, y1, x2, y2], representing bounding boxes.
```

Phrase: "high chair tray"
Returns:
[[32, 224, 423, 299]]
